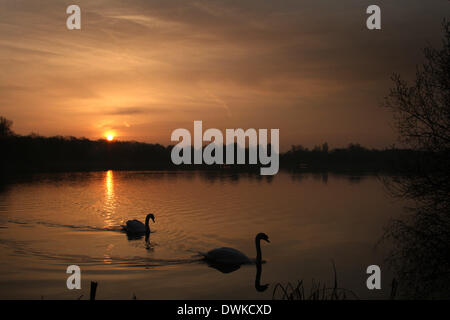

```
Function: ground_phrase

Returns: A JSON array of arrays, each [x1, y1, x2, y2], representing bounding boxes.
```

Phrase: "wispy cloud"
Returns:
[[104, 107, 168, 116], [0, 0, 447, 148]]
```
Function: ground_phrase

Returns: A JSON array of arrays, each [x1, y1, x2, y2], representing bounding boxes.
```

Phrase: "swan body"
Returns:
[[205, 247, 252, 265], [122, 213, 155, 235], [203, 233, 270, 268], [124, 220, 146, 234]]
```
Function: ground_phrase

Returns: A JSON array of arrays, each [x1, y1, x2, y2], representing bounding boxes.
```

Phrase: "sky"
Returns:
[[0, 0, 448, 150]]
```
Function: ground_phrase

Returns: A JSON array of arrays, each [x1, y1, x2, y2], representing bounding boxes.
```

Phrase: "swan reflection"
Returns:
[[205, 258, 268, 292], [144, 233, 155, 251], [206, 262, 241, 274], [255, 261, 268, 292]]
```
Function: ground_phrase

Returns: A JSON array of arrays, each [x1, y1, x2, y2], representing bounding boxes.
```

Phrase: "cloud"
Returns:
[[0, 0, 447, 148], [104, 107, 166, 116]]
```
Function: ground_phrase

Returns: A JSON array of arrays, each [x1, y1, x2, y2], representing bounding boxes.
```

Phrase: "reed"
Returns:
[[272, 262, 358, 300]]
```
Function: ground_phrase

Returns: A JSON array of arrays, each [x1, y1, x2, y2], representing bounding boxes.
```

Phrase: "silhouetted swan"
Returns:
[[122, 213, 155, 236], [203, 233, 270, 268]]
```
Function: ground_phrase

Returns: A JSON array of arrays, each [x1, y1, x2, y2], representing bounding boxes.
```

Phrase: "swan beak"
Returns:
[[266, 238, 270, 243]]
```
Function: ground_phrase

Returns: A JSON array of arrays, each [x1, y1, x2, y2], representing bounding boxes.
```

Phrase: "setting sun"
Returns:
[[105, 133, 115, 141]]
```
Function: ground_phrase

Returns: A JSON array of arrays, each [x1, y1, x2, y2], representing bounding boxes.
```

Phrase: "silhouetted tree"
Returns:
[[322, 142, 329, 153], [383, 21, 450, 298], [0, 116, 13, 138], [385, 23, 449, 152]]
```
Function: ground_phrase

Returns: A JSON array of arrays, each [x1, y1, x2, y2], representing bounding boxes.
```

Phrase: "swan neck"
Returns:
[[255, 238, 262, 262]]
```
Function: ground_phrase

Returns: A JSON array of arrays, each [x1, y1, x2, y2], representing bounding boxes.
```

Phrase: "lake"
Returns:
[[0, 170, 403, 299]]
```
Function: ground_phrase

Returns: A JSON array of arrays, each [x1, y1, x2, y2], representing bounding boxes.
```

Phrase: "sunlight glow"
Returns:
[[105, 133, 115, 141]]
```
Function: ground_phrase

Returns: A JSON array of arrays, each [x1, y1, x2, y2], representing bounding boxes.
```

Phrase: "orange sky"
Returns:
[[0, 0, 447, 150]]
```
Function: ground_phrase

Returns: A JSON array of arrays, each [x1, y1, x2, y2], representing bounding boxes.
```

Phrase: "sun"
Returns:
[[105, 133, 115, 141]]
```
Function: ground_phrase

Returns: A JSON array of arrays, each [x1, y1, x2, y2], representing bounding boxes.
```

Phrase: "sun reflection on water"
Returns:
[[103, 170, 116, 228]]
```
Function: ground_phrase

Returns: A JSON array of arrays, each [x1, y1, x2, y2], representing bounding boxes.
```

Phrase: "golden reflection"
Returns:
[[103, 170, 116, 228], [103, 254, 113, 265], [106, 170, 114, 198], [103, 244, 114, 264]]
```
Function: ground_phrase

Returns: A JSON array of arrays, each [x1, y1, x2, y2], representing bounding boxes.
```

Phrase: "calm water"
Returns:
[[0, 171, 403, 299]]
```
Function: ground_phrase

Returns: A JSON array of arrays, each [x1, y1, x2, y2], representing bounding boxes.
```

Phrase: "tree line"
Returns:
[[0, 116, 416, 176]]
